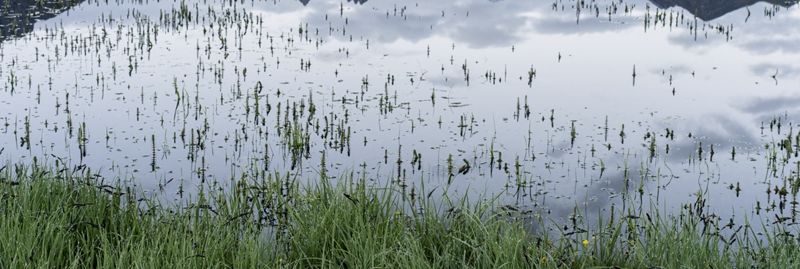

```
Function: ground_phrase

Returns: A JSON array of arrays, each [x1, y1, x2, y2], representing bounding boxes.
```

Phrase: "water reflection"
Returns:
[[650, 0, 797, 21], [296, 0, 798, 22], [0, 0, 798, 227], [299, 0, 367, 5]]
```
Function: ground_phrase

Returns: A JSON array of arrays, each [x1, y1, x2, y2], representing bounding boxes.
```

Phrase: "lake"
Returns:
[[1, 0, 799, 227]]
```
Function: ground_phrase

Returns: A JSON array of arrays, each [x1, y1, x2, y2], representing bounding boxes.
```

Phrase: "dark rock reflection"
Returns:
[[0, 0, 83, 41], [649, 0, 797, 21]]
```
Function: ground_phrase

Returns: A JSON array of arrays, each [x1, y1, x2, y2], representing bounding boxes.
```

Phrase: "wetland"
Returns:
[[2, 0, 800, 267]]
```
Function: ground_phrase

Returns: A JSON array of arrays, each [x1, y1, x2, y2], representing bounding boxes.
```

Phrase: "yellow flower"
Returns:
[[582, 239, 589, 248]]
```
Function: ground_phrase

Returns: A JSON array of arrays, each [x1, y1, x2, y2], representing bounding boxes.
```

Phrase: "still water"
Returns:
[[1, 0, 799, 224]]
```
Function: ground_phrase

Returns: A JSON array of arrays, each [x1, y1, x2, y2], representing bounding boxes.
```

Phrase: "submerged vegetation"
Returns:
[[2, 164, 800, 268], [1, 0, 800, 267]]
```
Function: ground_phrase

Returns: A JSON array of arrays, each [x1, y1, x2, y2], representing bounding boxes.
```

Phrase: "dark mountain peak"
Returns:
[[649, 0, 797, 21]]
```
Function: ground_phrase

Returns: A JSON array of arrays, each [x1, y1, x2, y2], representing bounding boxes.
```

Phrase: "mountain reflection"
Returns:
[[296, 0, 797, 21], [641, 0, 796, 21]]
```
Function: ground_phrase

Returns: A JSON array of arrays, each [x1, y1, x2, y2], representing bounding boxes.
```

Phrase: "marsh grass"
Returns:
[[1, 164, 799, 268]]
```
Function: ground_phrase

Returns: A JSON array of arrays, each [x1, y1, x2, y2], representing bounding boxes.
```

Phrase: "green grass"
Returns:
[[1, 164, 799, 268]]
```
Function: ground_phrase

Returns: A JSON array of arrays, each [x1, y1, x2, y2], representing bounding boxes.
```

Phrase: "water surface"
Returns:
[[1, 0, 799, 225]]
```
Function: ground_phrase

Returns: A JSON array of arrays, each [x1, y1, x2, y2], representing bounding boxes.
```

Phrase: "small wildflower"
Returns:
[[582, 239, 589, 248]]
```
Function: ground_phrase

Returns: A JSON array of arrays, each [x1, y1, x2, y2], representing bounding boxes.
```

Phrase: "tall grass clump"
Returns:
[[0, 164, 271, 268], [1, 164, 800, 268]]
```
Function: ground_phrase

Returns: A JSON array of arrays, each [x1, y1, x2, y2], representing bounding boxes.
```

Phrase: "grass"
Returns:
[[1, 164, 799, 268]]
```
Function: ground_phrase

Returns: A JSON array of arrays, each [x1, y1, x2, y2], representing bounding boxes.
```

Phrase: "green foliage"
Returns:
[[1, 165, 799, 268]]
